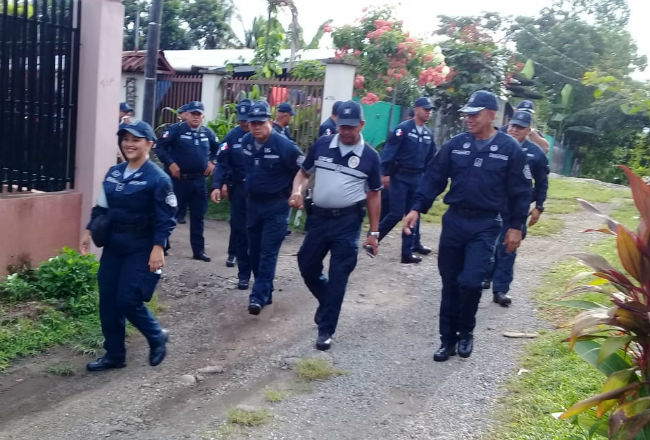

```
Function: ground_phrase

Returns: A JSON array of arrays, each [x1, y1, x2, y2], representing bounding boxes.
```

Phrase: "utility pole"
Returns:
[[142, 0, 163, 126]]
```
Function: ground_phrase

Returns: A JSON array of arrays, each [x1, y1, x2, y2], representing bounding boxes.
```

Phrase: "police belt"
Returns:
[[450, 206, 499, 218], [311, 202, 364, 217], [248, 190, 289, 202], [180, 172, 205, 179], [396, 166, 424, 175], [111, 222, 152, 235]]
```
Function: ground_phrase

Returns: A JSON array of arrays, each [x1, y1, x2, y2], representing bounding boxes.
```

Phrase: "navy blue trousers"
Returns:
[[437, 209, 501, 344], [247, 198, 288, 306], [297, 211, 361, 335], [172, 177, 207, 255], [230, 184, 251, 282], [492, 222, 527, 294], [379, 175, 420, 257], [97, 240, 164, 361]]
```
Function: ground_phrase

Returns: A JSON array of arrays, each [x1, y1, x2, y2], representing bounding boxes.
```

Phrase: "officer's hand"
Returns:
[[79, 230, 91, 256], [528, 208, 542, 226], [289, 192, 303, 209], [169, 163, 181, 179], [503, 228, 523, 253], [149, 245, 165, 272], [204, 161, 215, 176], [382, 175, 390, 189], [362, 235, 378, 256], [221, 184, 229, 200], [402, 210, 419, 235], [210, 188, 222, 203]]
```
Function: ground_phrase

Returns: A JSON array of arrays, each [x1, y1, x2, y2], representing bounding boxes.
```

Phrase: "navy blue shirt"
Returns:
[[272, 122, 295, 142], [240, 130, 304, 197], [520, 139, 549, 208], [413, 130, 532, 230], [381, 119, 435, 176], [91, 160, 177, 247], [213, 126, 249, 188], [318, 117, 338, 137], [154, 122, 219, 174]]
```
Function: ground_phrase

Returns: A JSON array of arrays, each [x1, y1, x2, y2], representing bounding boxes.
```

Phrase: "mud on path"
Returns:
[[0, 202, 614, 440]]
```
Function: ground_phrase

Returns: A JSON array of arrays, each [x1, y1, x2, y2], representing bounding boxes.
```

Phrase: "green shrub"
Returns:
[[34, 247, 98, 300], [0, 273, 38, 302]]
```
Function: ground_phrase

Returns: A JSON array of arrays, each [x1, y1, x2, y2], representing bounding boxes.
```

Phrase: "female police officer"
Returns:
[[80, 120, 177, 372]]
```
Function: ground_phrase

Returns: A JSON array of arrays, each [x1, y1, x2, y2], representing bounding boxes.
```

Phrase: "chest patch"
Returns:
[[474, 158, 483, 167], [488, 153, 508, 161], [111, 170, 121, 178], [452, 150, 471, 155], [318, 156, 333, 163], [489, 145, 499, 152], [348, 156, 360, 169], [462, 142, 471, 149]]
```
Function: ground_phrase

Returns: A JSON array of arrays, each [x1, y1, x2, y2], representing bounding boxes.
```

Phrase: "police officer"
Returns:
[[501, 100, 550, 154], [211, 99, 252, 290], [119, 102, 133, 124], [216, 100, 303, 315], [318, 101, 341, 137], [403, 90, 532, 361], [378, 97, 436, 263], [155, 101, 219, 262], [80, 120, 176, 371], [174, 103, 189, 224], [273, 102, 295, 141], [492, 110, 549, 306], [290, 100, 382, 351]]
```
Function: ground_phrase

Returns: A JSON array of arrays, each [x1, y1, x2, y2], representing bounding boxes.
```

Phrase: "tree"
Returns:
[[182, 0, 239, 49], [122, 0, 191, 51]]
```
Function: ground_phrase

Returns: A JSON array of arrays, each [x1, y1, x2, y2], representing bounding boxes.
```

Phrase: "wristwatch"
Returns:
[[367, 231, 380, 237]]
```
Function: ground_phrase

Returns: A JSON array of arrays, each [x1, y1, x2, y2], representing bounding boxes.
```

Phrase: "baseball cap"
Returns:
[[516, 100, 535, 114], [177, 103, 188, 113], [509, 110, 532, 127], [459, 90, 499, 114], [332, 101, 342, 116], [414, 97, 434, 110], [118, 120, 156, 141], [236, 99, 252, 121], [184, 101, 205, 114], [248, 100, 272, 121], [336, 100, 364, 126], [119, 102, 133, 113], [277, 102, 295, 115]]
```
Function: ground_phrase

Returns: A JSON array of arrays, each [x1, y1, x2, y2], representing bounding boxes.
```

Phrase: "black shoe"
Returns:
[[314, 306, 323, 325], [458, 336, 474, 358], [248, 302, 262, 315], [493, 292, 512, 307], [176, 218, 186, 224], [316, 331, 332, 351], [481, 279, 491, 290], [433, 343, 457, 362], [237, 279, 249, 290], [149, 329, 169, 367], [193, 252, 211, 262], [86, 356, 126, 372], [413, 244, 432, 255], [400, 254, 422, 264], [226, 255, 236, 267]]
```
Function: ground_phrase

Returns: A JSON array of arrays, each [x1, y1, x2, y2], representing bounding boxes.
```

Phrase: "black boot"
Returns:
[[433, 343, 457, 362]]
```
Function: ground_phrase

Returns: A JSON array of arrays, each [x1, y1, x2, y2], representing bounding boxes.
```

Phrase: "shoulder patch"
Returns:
[[395, 128, 403, 137], [162, 131, 170, 138], [523, 164, 532, 180], [165, 192, 178, 208]]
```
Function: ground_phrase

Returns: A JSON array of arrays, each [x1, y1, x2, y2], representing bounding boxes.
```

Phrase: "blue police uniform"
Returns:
[[272, 121, 295, 141], [213, 124, 252, 286], [379, 118, 435, 259], [89, 160, 176, 364], [318, 117, 338, 137], [492, 139, 549, 294], [241, 128, 303, 310], [297, 133, 382, 338], [155, 120, 218, 257], [412, 130, 531, 347]]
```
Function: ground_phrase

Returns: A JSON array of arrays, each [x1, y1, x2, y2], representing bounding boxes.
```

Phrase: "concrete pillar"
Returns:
[[75, 0, 125, 244], [200, 71, 227, 121], [321, 59, 358, 124]]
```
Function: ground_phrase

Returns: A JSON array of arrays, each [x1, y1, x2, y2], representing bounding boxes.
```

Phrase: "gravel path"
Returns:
[[0, 193, 615, 440]]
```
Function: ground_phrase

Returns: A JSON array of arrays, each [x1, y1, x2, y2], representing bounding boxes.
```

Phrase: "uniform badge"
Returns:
[[297, 156, 305, 166], [162, 131, 169, 138], [111, 170, 121, 177], [462, 142, 471, 149], [348, 155, 360, 169], [115, 183, 124, 192], [325, 128, 332, 135], [474, 158, 483, 167], [490, 145, 498, 151], [523, 164, 532, 179], [395, 128, 403, 137], [165, 192, 178, 208], [220, 143, 228, 151]]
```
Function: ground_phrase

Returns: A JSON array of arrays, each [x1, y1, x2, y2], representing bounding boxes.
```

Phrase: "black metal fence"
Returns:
[[0, 0, 81, 193]]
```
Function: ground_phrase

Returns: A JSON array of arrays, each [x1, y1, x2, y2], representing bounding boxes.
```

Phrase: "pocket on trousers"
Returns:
[[139, 270, 161, 302]]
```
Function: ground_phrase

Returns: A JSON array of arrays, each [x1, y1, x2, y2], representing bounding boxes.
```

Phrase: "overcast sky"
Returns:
[[232, 0, 650, 81]]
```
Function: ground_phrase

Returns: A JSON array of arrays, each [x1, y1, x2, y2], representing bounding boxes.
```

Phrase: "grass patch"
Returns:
[[206, 199, 231, 221], [546, 177, 630, 203], [527, 215, 565, 237], [226, 408, 272, 426], [46, 364, 75, 376], [263, 387, 288, 402], [295, 357, 346, 381], [543, 198, 580, 214]]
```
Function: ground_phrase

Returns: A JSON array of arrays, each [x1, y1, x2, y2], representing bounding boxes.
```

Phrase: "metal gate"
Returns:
[[0, 0, 81, 192], [155, 74, 203, 127]]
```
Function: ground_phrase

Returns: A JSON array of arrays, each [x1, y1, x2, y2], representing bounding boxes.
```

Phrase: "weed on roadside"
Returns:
[[263, 387, 288, 402], [201, 423, 243, 440], [226, 408, 272, 426], [46, 364, 75, 376], [296, 357, 346, 381]]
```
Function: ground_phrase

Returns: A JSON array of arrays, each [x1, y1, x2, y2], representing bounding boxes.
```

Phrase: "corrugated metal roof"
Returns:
[[121, 50, 176, 75]]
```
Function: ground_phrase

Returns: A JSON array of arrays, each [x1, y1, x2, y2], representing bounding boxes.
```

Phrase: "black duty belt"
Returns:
[[397, 166, 424, 175], [311, 203, 363, 217], [180, 172, 205, 179], [112, 222, 152, 235], [450, 206, 499, 218]]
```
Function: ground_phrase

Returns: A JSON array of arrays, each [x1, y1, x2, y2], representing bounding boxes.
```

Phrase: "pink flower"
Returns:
[[360, 92, 379, 105], [386, 86, 393, 92], [323, 23, 332, 33]]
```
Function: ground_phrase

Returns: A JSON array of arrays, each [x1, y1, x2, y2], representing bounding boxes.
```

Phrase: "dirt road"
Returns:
[[0, 205, 606, 440]]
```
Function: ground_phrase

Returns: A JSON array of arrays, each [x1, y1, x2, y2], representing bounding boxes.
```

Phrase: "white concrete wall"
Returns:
[[321, 61, 357, 124], [75, 0, 125, 242], [120, 72, 146, 121], [200, 72, 226, 121]]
